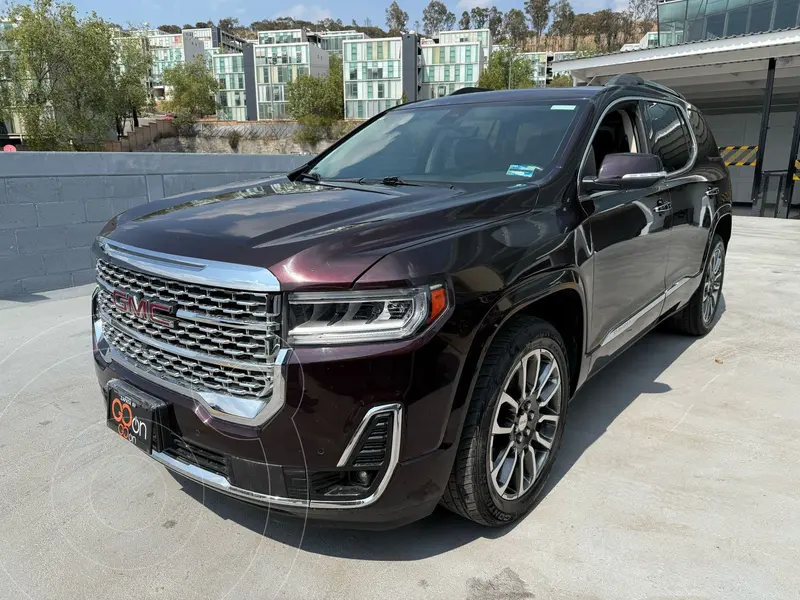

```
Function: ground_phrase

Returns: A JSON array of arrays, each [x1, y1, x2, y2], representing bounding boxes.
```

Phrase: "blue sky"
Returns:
[[71, 0, 623, 30]]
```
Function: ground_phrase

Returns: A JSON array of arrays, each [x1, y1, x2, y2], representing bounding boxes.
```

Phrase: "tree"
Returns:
[[548, 73, 572, 87], [0, 0, 122, 150], [459, 11, 471, 30], [628, 0, 656, 23], [182, 23, 193, 30], [422, 0, 456, 36], [470, 7, 488, 28], [217, 17, 239, 31], [194, 21, 213, 29], [504, 9, 528, 48], [287, 54, 343, 142], [524, 0, 550, 46], [385, 1, 409, 33], [594, 9, 620, 51], [158, 24, 181, 33], [487, 7, 504, 40], [110, 35, 153, 137], [549, 0, 574, 38], [162, 56, 218, 128], [478, 48, 533, 89]]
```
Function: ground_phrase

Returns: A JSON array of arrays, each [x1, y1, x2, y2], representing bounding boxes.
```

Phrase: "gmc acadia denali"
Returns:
[[92, 75, 732, 528]]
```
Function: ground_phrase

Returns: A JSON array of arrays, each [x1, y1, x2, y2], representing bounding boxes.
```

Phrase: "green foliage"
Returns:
[[548, 73, 573, 87], [385, 1, 409, 33], [504, 8, 529, 48], [487, 7, 504, 40], [401, 91, 409, 104], [162, 56, 218, 125], [288, 54, 344, 143], [477, 49, 533, 90], [158, 24, 181, 33], [470, 7, 488, 28], [459, 11, 471, 29], [111, 35, 154, 137], [0, 0, 131, 150], [422, 0, 456, 36], [228, 129, 241, 152], [550, 0, 575, 38], [217, 17, 239, 32], [524, 0, 550, 41]]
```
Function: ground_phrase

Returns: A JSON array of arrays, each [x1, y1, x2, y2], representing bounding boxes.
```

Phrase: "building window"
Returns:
[[388, 62, 394, 78], [367, 44, 373, 59], [466, 64, 473, 81], [774, 0, 799, 28], [455, 65, 460, 81], [465, 47, 471, 62], [350, 66, 358, 80], [237, 74, 244, 89], [377, 43, 384, 59], [749, 1, 774, 33], [351, 45, 357, 61], [357, 100, 364, 119], [437, 85, 446, 97], [450, 47, 456, 63], [427, 66, 434, 81], [439, 47, 445, 63], [348, 82, 358, 98], [444, 65, 450, 81], [368, 82, 373, 98], [378, 82, 385, 98]]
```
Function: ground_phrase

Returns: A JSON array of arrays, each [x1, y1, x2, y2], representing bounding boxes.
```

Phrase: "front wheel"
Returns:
[[440, 317, 569, 527], [670, 234, 726, 336]]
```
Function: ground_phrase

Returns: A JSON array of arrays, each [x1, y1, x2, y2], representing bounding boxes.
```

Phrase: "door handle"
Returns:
[[654, 202, 671, 214], [706, 187, 720, 197]]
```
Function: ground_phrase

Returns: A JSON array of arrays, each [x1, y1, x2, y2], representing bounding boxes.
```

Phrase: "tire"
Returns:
[[670, 234, 726, 336], [440, 316, 569, 527]]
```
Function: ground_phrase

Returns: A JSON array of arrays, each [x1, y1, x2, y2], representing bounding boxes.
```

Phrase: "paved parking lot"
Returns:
[[0, 216, 798, 600]]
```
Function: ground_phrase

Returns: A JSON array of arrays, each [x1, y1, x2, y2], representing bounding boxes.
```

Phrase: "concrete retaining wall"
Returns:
[[0, 152, 307, 298]]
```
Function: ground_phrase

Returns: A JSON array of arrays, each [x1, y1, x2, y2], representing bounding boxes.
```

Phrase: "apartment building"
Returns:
[[343, 36, 421, 120], [435, 29, 492, 62], [0, 19, 21, 143], [214, 53, 247, 121], [257, 29, 305, 44], [148, 31, 205, 97], [319, 30, 369, 58], [184, 26, 247, 68], [517, 52, 550, 87], [551, 51, 577, 78], [419, 40, 485, 99]]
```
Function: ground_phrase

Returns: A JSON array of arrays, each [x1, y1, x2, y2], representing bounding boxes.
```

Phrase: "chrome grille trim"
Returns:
[[96, 237, 280, 292]]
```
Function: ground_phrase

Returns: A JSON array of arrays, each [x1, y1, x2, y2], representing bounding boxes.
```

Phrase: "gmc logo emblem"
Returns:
[[112, 289, 176, 328]]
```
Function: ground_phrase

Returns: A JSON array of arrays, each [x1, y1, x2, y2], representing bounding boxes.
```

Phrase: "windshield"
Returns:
[[310, 100, 586, 185]]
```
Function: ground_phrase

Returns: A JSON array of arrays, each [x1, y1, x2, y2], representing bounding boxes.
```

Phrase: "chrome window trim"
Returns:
[[96, 237, 281, 292], [577, 95, 699, 193], [336, 403, 402, 467], [151, 403, 403, 509]]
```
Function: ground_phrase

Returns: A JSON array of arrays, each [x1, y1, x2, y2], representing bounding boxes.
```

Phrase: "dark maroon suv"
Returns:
[[92, 76, 732, 528]]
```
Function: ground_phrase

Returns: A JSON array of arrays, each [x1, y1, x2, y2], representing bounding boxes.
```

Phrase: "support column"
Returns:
[[781, 93, 800, 218], [751, 57, 776, 214]]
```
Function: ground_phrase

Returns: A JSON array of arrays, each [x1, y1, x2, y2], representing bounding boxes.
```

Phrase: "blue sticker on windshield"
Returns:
[[507, 165, 540, 178]]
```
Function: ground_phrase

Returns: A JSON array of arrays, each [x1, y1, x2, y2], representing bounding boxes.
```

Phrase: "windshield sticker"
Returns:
[[551, 104, 576, 111], [507, 165, 541, 178]]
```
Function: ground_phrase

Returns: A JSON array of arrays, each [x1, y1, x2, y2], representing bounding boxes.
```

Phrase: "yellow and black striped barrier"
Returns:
[[719, 145, 758, 167]]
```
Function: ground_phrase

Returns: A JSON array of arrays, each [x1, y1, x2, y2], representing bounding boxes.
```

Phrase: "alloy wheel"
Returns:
[[488, 348, 562, 501], [702, 244, 724, 325]]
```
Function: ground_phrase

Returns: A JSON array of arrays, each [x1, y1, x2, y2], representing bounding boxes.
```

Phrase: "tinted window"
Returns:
[[688, 108, 719, 160], [726, 7, 749, 36], [310, 101, 585, 184], [749, 2, 774, 33], [644, 102, 693, 172], [774, 0, 800, 28]]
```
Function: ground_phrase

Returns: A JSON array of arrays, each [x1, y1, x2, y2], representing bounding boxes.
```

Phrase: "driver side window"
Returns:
[[582, 102, 645, 180]]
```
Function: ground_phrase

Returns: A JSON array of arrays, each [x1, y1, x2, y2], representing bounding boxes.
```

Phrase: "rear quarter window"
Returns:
[[688, 108, 721, 160]]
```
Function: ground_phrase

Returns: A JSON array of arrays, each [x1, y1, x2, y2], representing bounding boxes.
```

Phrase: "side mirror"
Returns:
[[581, 153, 666, 193]]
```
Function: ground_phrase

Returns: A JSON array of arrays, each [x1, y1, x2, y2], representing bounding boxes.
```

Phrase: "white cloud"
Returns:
[[457, 0, 492, 10], [276, 4, 332, 22]]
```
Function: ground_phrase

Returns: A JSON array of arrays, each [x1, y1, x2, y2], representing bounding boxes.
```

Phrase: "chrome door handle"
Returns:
[[653, 203, 671, 214], [706, 187, 720, 196]]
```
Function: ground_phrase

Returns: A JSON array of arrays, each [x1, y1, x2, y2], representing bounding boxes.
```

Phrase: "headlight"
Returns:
[[287, 285, 448, 345]]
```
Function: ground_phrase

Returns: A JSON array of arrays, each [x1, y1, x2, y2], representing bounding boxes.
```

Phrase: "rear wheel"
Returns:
[[441, 317, 569, 526], [670, 234, 726, 336]]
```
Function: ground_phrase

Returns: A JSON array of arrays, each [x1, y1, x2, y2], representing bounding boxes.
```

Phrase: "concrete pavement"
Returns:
[[0, 216, 798, 599]]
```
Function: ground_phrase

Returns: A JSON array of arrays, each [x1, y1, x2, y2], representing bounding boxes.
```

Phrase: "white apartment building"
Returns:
[[214, 53, 247, 121], [251, 31, 329, 120], [148, 31, 205, 97], [518, 52, 550, 87], [184, 26, 247, 69], [419, 40, 485, 99], [435, 29, 492, 62], [343, 37, 406, 120], [320, 30, 369, 58], [257, 29, 305, 45]]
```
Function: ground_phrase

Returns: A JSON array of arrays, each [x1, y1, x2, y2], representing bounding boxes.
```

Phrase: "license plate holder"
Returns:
[[107, 382, 166, 454]]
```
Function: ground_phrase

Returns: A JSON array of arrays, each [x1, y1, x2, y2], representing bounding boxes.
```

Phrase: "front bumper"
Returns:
[[93, 293, 464, 528]]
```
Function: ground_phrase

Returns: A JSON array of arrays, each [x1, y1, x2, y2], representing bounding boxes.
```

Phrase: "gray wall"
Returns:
[[0, 152, 307, 298], [705, 111, 799, 205]]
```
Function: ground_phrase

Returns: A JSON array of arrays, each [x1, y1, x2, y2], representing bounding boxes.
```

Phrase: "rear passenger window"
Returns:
[[688, 108, 720, 160], [644, 102, 693, 172]]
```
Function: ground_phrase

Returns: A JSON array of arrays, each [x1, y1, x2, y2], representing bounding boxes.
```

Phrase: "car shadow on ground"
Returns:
[[171, 299, 725, 561]]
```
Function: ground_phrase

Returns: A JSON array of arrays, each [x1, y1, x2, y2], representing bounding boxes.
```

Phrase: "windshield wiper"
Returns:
[[295, 171, 321, 183], [378, 176, 454, 189]]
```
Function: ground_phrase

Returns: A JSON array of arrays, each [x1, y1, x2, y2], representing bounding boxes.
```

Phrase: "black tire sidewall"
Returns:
[[472, 322, 569, 524], [702, 237, 726, 328]]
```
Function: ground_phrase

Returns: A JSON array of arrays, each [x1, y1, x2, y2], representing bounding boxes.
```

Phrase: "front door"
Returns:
[[581, 101, 672, 373]]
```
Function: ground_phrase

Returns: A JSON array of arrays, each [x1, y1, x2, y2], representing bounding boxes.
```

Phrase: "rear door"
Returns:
[[642, 101, 718, 304]]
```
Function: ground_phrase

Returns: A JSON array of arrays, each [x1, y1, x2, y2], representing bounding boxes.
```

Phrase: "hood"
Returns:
[[101, 177, 538, 289]]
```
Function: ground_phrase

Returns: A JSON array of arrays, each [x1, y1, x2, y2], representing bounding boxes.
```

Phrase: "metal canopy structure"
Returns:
[[558, 28, 800, 216], [559, 28, 800, 113]]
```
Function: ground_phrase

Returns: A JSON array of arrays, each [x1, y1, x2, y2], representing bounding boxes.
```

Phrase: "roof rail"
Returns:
[[448, 87, 492, 96], [604, 73, 686, 101]]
